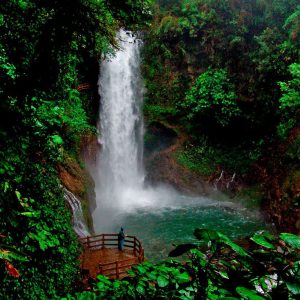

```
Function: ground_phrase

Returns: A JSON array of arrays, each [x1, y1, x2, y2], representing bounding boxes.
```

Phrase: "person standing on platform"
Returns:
[[118, 227, 125, 251]]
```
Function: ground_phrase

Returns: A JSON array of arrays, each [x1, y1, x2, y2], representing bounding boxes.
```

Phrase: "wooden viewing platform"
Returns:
[[80, 234, 145, 279]]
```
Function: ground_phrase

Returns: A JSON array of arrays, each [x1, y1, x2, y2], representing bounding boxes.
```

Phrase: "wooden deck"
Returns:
[[80, 234, 145, 279]]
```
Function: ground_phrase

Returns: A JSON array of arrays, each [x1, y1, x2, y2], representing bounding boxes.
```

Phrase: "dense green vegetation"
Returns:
[[67, 229, 300, 299], [142, 0, 299, 173], [1, 0, 299, 299], [141, 0, 300, 232], [0, 0, 152, 299]]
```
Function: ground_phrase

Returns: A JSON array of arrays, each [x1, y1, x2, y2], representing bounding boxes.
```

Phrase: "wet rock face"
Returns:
[[144, 122, 210, 196], [59, 150, 96, 233], [80, 134, 101, 170], [59, 163, 85, 196], [257, 161, 300, 235], [145, 150, 210, 196], [144, 122, 177, 156], [80, 134, 100, 214]]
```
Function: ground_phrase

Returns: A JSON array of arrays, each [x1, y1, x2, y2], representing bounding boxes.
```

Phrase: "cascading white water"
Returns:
[[99, 30, 144, 188], [93, 29, 186, 231], [93, 29, 145, 231], [64, 188, 90, 237]]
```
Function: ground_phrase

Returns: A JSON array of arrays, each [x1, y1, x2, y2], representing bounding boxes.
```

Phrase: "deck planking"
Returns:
[[80, 247, 139, 279]]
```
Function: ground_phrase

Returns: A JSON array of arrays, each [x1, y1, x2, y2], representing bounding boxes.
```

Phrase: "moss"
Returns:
[[174, 149, 215, 177]]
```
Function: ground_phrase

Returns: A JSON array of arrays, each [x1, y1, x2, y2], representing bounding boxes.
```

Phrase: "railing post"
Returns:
[[134, 237, 137, 256], [87, 236, 90, 249], [102, 235, 104, 248], [116, 261, 119, 279]]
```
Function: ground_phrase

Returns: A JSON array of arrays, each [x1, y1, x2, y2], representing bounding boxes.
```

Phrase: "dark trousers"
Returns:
[[118, 239, 124, 251]]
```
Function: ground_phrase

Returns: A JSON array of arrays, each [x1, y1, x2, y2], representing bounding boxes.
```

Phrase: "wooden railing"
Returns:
[[99, 257, 141, 279], [80, 234, 145, 279]]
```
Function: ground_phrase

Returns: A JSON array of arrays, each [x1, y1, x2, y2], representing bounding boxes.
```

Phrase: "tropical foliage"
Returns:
[[142, 0, 300, 231], [0, 1, 152, 298], [66, 229, 300, 299]]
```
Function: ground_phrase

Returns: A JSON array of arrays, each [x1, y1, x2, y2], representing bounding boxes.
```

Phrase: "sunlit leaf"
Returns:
[[236, 287, 265, 299], [286, 281, 300, 295], [51, 134, 64, 145], [250, 234, 276, 249], [280, 233, 300, 249], [218, 232, 249, 257]]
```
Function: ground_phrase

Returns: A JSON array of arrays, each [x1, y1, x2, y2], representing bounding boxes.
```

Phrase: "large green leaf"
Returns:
[[286, 281, 300, 295], [169, 243, 197, 257], [280, 233, 300, 249], [250, 234, 276, 249], [218, 233, 249, 257], [236, 287, 266, 299]]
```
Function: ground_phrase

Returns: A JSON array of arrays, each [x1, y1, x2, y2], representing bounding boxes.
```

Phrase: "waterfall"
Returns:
[[98, 29, 144, 197], [64, 188, 90, 237], [92, 29, 184, 232], [89, 29, 266, 242], [92, 29, 146, 231]]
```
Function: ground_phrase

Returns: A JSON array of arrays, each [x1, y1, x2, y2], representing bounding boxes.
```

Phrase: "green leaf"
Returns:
[[51, 134, 64, 145], [250, 234, 276, 249], [0, 247, 28, 262], [147, 271, 157, 280], [236, 287, 265, 299], [157, 275, 169, 287], [15, 190, 21, 201], [218, 233, 249, 257], [20, 211, 41, 217], [136, 283, 146, 295], [136, 265, 147, 274], [175, 272, 191, 283], [286, 281, 300, 295], [217, 271, 229, 279], [4, 181, 10, 192], [280, 233, 300, 249], [194, 228, 219, 241], [169, 243, 198, 257]]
